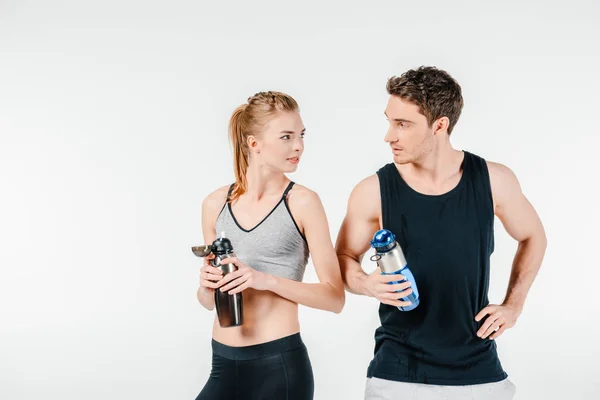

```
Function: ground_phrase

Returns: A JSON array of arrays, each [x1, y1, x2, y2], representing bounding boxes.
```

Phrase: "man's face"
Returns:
[[384, 96, 434, 164]]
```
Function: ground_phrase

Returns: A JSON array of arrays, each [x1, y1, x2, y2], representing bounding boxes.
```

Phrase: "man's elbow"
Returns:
[[540, 230, 548, 251], [521, 227, 547, 252], [533, 223, 548, 250]]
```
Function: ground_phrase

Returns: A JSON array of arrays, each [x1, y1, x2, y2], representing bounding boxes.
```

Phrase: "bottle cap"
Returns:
[[370, 229, 396, 252], [211, 233, 234, 255]]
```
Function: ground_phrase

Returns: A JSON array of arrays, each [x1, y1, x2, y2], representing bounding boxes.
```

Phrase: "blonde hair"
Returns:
[[228, 91, 299, 202]]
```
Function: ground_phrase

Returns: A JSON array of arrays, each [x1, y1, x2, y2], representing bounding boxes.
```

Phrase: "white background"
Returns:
[[1, 1, 599, 399]]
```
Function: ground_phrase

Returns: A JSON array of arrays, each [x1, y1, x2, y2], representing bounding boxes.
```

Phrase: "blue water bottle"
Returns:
[[370, 229, 420, 311]]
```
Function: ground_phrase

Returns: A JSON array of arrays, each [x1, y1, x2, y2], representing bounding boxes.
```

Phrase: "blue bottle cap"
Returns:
[[370, 229, 396, 252]]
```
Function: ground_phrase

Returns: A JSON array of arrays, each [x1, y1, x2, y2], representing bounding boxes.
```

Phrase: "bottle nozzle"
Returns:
[[219, 231, 226, 239]]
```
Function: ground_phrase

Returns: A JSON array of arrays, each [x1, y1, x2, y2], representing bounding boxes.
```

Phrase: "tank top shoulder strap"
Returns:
[[463, 151, 493, 204], [226, 183, 235, 200], [218, 183, 235, 216], [282, 181, 295, 198], [377, 163, 402, 189], [376, 163, 408, 230], [280, 181, 307, 243], [463, 151, 495, 251]]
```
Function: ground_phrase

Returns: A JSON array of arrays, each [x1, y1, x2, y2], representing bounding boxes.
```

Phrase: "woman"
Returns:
[[196, 91, 345, 400]]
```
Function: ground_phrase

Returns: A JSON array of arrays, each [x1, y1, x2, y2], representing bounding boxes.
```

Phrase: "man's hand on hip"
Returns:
[[475, 303, 522, 340]]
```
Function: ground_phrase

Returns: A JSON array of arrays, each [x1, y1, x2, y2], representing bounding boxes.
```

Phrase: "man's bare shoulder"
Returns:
[[487, 161, 517, 180], [347, 174, 380, 218], [486, 160, 523, 210], [487, 161, 521, 192], [353, 174, 380, 194]]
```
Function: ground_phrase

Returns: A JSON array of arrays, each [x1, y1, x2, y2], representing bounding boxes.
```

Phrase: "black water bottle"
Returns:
[[211, 233, 243, 327]]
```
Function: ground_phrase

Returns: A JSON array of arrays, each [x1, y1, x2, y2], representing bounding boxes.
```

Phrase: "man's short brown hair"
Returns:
[[387, 66, 464, 134]]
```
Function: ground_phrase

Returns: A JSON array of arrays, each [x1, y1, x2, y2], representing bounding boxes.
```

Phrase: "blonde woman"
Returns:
[[196, 91, 345, 400]]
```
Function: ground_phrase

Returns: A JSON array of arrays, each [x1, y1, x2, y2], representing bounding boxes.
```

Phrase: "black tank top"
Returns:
[[366, 151, 508, 385]]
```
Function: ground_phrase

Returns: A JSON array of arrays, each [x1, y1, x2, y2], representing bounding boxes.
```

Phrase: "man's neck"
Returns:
[[401, 141, 463, 185]]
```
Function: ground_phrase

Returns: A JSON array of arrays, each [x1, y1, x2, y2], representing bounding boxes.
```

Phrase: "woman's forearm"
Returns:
[[266, 274, 345, 313], [197, 286, 215, 310]]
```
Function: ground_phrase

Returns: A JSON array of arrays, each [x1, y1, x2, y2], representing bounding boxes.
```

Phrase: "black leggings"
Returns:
[[195, 333, 314, 400]]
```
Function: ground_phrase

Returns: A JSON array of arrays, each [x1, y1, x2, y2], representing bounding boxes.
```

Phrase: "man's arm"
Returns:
[[335, 175, 413, 307], [492, 162, 547, 310], [475, 162, 547, 339]]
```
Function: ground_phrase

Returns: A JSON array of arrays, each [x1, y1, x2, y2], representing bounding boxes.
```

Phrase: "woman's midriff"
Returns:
[[211, 288, 300, 346]]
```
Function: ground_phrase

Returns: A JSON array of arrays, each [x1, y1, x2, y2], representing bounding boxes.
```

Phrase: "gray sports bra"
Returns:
[[215, 182, 309, 282]]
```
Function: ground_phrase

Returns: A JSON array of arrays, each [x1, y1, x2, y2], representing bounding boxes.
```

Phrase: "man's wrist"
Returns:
[[502, 299, 524, 313], [356, 272, 372, 297]]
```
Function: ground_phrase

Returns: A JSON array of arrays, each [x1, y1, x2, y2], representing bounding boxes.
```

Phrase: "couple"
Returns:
[[195, 66, 547, 400]]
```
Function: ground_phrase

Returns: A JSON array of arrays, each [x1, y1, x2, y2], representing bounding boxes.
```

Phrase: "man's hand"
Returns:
[[363, 267, 413, 308], [475, 303, 522, 340]]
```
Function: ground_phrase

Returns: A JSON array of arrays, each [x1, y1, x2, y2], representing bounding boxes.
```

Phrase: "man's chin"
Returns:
[[392, 154, 412, 165]]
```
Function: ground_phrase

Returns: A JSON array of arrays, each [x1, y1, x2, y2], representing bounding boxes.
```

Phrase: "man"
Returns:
[[335, 66, 547, 400]]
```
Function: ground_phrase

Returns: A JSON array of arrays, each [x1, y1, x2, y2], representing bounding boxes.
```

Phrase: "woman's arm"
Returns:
[[217, 186, 345, 313], [196, 186, 229, 310]]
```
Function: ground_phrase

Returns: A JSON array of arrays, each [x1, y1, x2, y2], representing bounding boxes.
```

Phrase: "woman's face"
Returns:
[[249, 111, 305, 173]]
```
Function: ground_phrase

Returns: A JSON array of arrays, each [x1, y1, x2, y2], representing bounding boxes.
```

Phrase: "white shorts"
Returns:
[[365, 377, 516, 400]]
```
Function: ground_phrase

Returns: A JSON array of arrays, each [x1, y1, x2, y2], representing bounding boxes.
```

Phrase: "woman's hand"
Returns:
[[216, 257, 273, 294], [199, 253, 223, 291]]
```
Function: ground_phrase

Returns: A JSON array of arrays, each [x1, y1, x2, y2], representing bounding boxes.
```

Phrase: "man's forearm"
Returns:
[[503, 234, 547, 311], [338, 254, 371, 296]]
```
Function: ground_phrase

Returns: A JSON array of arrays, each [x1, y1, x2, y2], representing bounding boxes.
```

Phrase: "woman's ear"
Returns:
[[247, 135, 260, 154]]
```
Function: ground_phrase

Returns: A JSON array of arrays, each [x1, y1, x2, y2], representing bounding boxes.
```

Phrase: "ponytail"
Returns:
[[228, 105, 248, 202]]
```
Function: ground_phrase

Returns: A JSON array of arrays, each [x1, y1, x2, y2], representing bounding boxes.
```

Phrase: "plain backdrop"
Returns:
[[1, 1, 599, 399]]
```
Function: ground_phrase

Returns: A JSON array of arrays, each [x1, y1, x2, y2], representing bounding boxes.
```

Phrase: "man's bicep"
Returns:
[[335, 180, 381, 264], [336, 213, 378, 264], [497, 193, 542, 242], [491, 163, 543, 242]]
